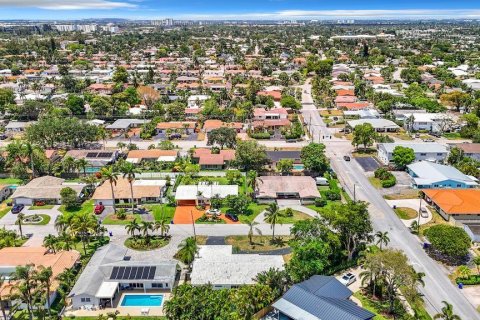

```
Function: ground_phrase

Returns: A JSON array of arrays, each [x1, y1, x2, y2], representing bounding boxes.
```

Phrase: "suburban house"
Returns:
[[92, 178, 167, 206], [266, 150, 302, 170], [4, 121, 31, 135], [449, 143, 480, 161], [106, 119, 148, 134], [377, 143, 448, 165], [187, 94, 210, 108], [65, 149, 119, 174], [155, 121, 196, 134], [347, 119, 400, 132], [175, 183, 238, 206], [190, 245, 284, 289], [191, 148, 235, 170], [202, 120, 243, 133], [273, 275, 375, 320], [343, 109, 380, 119], [252, 107, 291, 130], [126, 149, 178, 164], [401, 113, 450, 133], [406, 161, 479, 189], [0, 247, 80, 309], [255, 176, 320, 204], [423, 189, 480, 223], [11, 176, 86, 205], [69, 243, 177, 310]]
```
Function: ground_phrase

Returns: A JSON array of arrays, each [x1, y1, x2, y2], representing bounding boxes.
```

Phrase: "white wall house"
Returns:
[[377, 143, 448, 165]]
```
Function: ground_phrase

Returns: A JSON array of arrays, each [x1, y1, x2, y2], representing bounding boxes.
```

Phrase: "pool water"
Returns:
[[120, 294, 164, 307], [293, 164, 304, 170]]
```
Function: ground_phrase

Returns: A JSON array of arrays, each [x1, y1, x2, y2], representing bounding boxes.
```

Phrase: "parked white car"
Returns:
[[339, 273, 356, 286], [206, 208, 221, 216]]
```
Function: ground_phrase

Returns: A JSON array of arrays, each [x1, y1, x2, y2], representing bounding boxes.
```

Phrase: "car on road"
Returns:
[[423, 138, 434, 142], [339, 273, 356, 286], [420, 207, 429, 218], [343, 155, 351, 161], [225, 213, 239, 222], [206, 208, 221, 216], [94, 203, 105, 215], [11, 204, 25, 214], [0, 134, 7, 140]]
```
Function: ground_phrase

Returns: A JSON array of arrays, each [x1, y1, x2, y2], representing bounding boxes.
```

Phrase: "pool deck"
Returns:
[[64, 291, 171, 318]]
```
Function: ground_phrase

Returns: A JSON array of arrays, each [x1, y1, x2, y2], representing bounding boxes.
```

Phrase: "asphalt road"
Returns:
[[301, 81, 480, 319]]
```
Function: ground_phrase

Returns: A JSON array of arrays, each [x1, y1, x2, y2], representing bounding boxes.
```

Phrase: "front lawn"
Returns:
[[237, 203, 268, 224], [0, 207, 10, 219], [353, 292, 389, 320], [145, 204, 175, 221], [368, 177, 383, 189], [443, 132, 463, 140], [124, 236, 170, 251], [275, 209, 312, 224], [419, 206, 449, 236], [394, 207, 418, 220], [59, 200, 94, 216], [102, 213, 142, 225], [28, 205, 55, 210], [225, 235, 292, 253], [0, 178, 23, 185]]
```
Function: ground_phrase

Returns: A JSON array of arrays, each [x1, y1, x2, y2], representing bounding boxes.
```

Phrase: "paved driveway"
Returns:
[[385, 199, 432, 226], [0, 205, 61, 226], [355, 157, 380, 172]]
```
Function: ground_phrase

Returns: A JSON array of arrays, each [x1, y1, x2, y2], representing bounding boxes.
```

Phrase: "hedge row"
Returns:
[[374, 167, 397, 188], [456, 275, 480, 285]]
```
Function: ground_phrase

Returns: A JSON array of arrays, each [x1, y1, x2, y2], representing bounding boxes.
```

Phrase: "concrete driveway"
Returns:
[[385, 199, 433, 226], [0, 205, 61, 226]]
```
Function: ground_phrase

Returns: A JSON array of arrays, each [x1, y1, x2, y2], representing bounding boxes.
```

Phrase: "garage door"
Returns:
[[177, 200, 196, 206]]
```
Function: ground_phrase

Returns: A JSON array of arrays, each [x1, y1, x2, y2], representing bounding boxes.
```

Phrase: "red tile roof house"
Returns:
[[257, 90, 282, 102], [192, 148, 235, 170], [255, 176, 321, 205], [202, 120, 244, 134], [87, 83, 113, 95], [156, 121, 197, 135]]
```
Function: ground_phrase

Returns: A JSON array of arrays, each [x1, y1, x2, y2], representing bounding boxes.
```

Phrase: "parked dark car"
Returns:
[[343, 155, 351, 161], [0, 134, 7, 140], [225, 213, 239, 222], [169, 133, 182, 140], [94, 203, 105, 215], [11, 204, 25, 214]]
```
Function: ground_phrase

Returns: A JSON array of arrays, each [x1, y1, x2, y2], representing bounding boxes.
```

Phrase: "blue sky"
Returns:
[[0, 0, 480, 20]]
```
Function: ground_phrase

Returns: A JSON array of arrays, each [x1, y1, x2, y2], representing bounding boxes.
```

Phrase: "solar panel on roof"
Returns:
[[110, 266, 119, 280], [130, 267, 138, 280], [125, 267, 133, 280], [86, 152, 98, 158], [117, 266, 126, 279], [135, 267, 143, 279], [97, 152, 113, 158], [147, 266, 156, 279]]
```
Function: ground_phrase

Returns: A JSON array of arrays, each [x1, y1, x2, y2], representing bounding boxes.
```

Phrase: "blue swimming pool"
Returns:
[[120, 294, 164, 307], [293, 164, 304, 170]]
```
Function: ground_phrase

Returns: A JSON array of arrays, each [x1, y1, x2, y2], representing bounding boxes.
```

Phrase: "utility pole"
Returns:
[[353, 183, 356, 202], [190, 210, 197, 241], [417, 196, 422, 230]]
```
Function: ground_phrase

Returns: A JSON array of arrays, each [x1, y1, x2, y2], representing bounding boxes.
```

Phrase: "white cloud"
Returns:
[[0, 0, 137, 10], [179, 9, 480, 20]]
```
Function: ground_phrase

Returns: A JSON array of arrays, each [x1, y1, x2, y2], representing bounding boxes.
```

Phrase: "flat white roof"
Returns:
[[175, 185, 238, 200], [95, 281, 118, 298], [190, 245, 284, 286]]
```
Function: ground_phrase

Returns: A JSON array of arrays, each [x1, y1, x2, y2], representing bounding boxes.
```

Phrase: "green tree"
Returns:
[[447, 147, 464, 165], [264, 202, 282, 241], [65, 94, 85, 115], [235, 140, 269, 171], [113, 66, 129, 83], [36, 266, 53, 316], [280, 95, 301, 110], [375, 231, 390, 250], [440, 91, 470, 112], [434, 301, 462, 320], [60, 187, 78, 210], [254, 267, 289, 299], [177, 237, 198, 270], [425, 225, 471, 261], [300, 143, 328, 174], [247, 221, 262, 245], [352, 123, 376, 151], [225, 194, 250, 216], [120, 161, 139, 213], [392, 146, 415, 169], [16, 212, 25, 238], [90, 96, 112, 116], [100, 166, 119, 214], [287, 239, 331, 282], [207, 127, 237, 149], [277, 159, 293, 175], [125, 220, 140, 239], [71, 212, 98, 255]]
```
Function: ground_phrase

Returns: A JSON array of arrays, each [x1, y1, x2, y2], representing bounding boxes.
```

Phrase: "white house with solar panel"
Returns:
[[68, 244, 177, 310]]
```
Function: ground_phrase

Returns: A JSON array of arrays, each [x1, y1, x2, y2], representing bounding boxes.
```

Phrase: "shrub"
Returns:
[[324, 190, 341, 201], [285, 208, 294, 217], [374, 167, 397, 188], [456, 275, 480, 285], [116, 209, 127, 220], [315, 198, 327, 207], [249, 132, 271, 139], [425, 224, 471, 261]]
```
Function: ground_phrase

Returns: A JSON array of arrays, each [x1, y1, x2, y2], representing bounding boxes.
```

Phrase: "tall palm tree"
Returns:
[[71, 212, 98, 255], [0, 276, 7, 320], [434, 301, 461, 320], [54, 214, 72, 234], [247, 220, 262, 245], [155, 219, 170, 238], [35, 266, 53, 316], [140, 221, 154, 239], [125, 220, 140, 238], [10, 265, 37, 320], [56, 268, 76, 289], [177, 237, 198, 270], [75, 158, 89, 177], [375, 231, 390, 250], [58, 231, 74, 251], [100, 166, 119, 214], [121, 161, 139, 213], [247, 170, 258, 196], [22, 141, 37, 179], [16, 212, 25, 238], [62, 155, 76, 174], [43, 234, 58, 253], [264, 203, 282, 241]]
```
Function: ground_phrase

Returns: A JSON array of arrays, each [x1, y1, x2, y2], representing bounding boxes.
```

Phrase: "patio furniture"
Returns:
[[141, 308, 150, 315]]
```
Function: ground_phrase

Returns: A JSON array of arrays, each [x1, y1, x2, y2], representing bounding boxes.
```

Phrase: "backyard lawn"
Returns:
[[145, 204, 176, 221], [225, 235, 292, 252], [0, 178, 23, 185]]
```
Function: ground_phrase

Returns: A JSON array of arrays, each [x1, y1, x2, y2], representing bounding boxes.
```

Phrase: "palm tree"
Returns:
[[56, 268, 76, 288], [140, 221, 154, 239], [247, 221, 262, 245], [125, 220, 140, 238], [22, 141, 37, 179], [375, 231, 390, 250], [0, 276, 7, 320], [100, 166, 119, 214], [10, 265, 37, 320], [434, 301, 461, 320], [36, 266, 53, 316], [121, 161, 139, 213], [264, 203, 282, 241], [155, 219, 170, 238], [75, 158, 89, 177], [247, 170, 258, 196], [54, 214, 71, 234], [177, 237, 198, 270], [71, 212, 98, 255], [43, 234, 58, 253], [473, 256, 480, 275], [62, 155, 76, 174], [16, 212, 25, 238], [58, 231, 74, 251]]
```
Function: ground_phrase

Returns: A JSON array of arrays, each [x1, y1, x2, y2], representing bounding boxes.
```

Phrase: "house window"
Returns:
[[420, 153, 427, 156], [457, 184, 462, 188], [437, 153, 443, 156], [152, 283, 163, 288], [81, 298, 91, 303]]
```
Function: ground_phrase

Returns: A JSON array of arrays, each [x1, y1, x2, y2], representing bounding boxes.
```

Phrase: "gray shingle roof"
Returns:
[[274, 275, 375, 320]]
